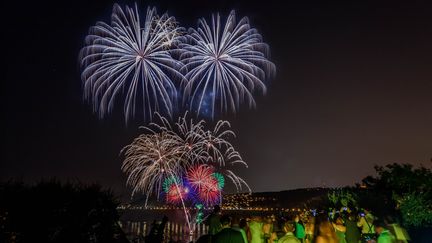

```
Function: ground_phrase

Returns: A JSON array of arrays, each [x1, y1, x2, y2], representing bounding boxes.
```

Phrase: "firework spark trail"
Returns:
[[80, 4, 186, 123], [180, 11, 276, 118]]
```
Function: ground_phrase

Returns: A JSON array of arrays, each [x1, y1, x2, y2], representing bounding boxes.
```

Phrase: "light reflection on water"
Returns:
[[118, 209, 209, 242]]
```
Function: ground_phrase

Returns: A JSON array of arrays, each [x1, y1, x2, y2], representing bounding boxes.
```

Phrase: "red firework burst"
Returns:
[[166, 184, 188, 204], [198, 179, 220, 205], [186, 165, 214, 190], [186, 165, 221, 205]]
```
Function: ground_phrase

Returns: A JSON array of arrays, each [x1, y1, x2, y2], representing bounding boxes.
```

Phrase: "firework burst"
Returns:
[[172, 113, 246, 167], [197, 180, 220, 206], [212, 172, 225, 189], [186, 165, 221, 206], [162, 175, 182, 193], [80, 4, 185, 123], [166, 184, 189, 204], [121, 131, 188, 204], [121, 113, 250, 206], [180, 11, 276, 118], [186, 165, 216, 191]]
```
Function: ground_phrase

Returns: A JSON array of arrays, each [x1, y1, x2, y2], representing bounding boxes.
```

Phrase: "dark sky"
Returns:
[[2, 0, 432, 199]]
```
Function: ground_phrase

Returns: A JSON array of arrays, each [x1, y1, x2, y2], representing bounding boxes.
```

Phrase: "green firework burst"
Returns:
[[212, 172, 225, 189], [162, 176, 181, 193]]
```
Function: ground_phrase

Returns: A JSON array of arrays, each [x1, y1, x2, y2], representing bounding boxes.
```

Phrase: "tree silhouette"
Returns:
[[360, 163, 432, 227], [0, 179, 129, 243]]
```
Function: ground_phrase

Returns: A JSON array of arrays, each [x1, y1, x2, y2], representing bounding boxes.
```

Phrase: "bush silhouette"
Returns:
[[0, 179, 129, 243]]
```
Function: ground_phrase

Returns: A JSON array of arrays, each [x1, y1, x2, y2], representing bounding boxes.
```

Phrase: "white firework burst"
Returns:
[[153, 14, 184, 48], [79, 4, 185, 123], [121, 130, 188, 204], [180, 10, 276, 118]]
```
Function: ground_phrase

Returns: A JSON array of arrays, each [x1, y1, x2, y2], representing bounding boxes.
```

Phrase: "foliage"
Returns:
[[360, 163, 432, 227], [0, 179, 128, 243], [396, 191, 432, 227], [320, 163, 432, 232], [327, 188, 358, 209], [362, 163, 432, 195]]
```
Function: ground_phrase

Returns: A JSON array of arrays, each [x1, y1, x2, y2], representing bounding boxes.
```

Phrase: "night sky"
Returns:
[[2, 0, 432, 199]]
